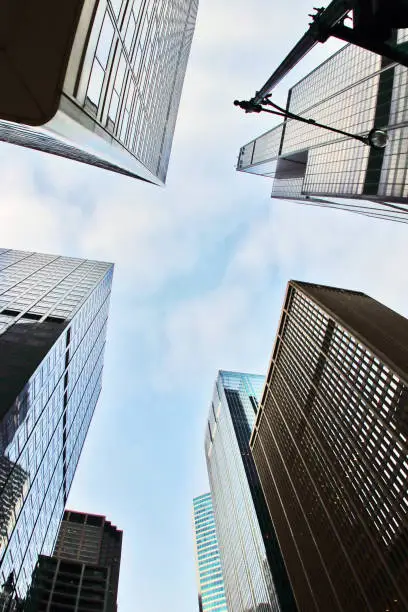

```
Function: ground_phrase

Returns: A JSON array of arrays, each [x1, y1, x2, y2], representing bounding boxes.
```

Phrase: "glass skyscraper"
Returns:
[[0, 0, 198, 184], [192, 493, 228, 612], [205, 371, 296, 612], [237, 36, 408, 222], [0, 248, 113, 600], [251, 281, 408, 611]]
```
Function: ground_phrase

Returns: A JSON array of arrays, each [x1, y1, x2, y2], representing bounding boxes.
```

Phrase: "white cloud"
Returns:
[[156, 200, 408, 392]]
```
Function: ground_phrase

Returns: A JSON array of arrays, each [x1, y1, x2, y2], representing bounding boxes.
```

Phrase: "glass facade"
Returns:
[[251, 281, 408, 611], [205, 371, 296, 612], [192, 493, 228, 612], [0, 0, 199, 184], [237, 38, 408, 222], [0, 248, 113, 599]]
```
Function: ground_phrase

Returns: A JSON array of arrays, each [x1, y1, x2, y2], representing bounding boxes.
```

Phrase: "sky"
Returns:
[[1, 0, 408, 610]]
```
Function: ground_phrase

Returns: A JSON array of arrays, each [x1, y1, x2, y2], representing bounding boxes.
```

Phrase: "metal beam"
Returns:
[[251, 0, 351, 105]]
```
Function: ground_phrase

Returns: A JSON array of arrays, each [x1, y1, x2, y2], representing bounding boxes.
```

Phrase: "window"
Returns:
[[96, 14, 114, 69], [108, 54, 127, 123], [110, 0, 122, 16], [125, 12, 136, 52], [87, 60, 104, 106], [87, 13, 114, 110]]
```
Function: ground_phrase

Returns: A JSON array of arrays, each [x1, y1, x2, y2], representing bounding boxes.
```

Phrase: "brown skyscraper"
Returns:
[[26, 510, 122, 612], [251, 281, 408, 612]]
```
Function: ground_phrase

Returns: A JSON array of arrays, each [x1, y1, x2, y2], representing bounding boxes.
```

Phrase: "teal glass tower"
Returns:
[[205, 371, 296, 612], [193, 493, 228, 612], [0, 248, 113, 600]]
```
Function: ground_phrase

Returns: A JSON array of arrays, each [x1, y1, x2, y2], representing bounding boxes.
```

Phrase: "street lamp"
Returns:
[[233, 96, 388, 149], [234, 0, 408, 130]]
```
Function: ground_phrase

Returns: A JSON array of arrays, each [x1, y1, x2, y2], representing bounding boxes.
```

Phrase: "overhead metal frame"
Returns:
[[250, 0, 408, 106]]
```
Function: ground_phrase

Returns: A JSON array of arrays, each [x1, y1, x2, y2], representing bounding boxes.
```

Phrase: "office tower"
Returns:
[[0, 0, 198, 184], [192, 493, 228, 612], [25, 510, 122, 612], [205, 371, 296, 612], [237, 38, 408, 222], [0, 248, 113, 600], [251, 281, 408, 611]]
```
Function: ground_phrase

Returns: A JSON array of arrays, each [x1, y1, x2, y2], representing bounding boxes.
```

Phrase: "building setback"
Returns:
[[0, 0, 198, 184], [192, 493, 228, 612], [237, 37, 408, 222], [251, 281, 408, 611], [205, 371, 296, 612], [0, 248, 113, 599], [25, 510, 122, 612]]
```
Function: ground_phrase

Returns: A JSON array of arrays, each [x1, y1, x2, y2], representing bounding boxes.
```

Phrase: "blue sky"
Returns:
[[1, 0, 408, 610]]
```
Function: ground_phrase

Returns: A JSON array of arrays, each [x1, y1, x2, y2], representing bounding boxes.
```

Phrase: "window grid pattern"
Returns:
[[193, 493, 228, 612], [80, 0, 198, 182], [288, 44, 380, 116], [251, 283, 408, 611], [205, 372, 283, 612], [303, 139, 369, 196], [237, 125, 283, 171], [270, 177, 303, 198], [0, 250, 113, 599], [281, 75, 379, 157], [378, 126, 408, 199], [237, 30, 408, 210]]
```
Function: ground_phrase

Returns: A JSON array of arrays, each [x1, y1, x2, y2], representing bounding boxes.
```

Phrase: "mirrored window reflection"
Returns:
[[109, 91, 119, 123], [115, 54, 127, 94], [110, 0, 122, 17], [96, 13, 114, 69], [108, 54, 127, 125], [87, 59, 104, 106], [124, 12, 136, 52], [0, 251, 113, 596]]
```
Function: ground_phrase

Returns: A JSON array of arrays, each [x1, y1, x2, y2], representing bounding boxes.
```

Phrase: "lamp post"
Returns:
[[233, 96, 388, 149]]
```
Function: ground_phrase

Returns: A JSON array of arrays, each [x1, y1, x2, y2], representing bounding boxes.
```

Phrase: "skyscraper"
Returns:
[[192, 493, 228, 612], [205, 371, 296, 612], [0, 0, 198, 184], [0, 248, 113, 600], [237, 38, 408, 222], [25, 510, 122, 612], [251, 281, 408, 611]]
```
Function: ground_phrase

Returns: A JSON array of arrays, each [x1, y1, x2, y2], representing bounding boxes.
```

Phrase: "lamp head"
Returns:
[[368, 128, 388, 149]]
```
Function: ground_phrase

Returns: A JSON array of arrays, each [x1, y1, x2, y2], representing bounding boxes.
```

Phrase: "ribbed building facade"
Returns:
[[25, 510, 122, 612], [0, 248, 113, 599], [193, 493, 228, 612], [205, 371, 296, 612], [251, 281, 408, 611], [0, 0, 199, 184], [237, 36, 408, 222]]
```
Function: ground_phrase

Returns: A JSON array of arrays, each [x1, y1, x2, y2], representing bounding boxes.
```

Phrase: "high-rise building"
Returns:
[[0, 0, 198, 184], [192, 493, 228, 612], [0, 248, 113, 600], [237, 38, 408, 222], [205, 371, 296, 612], [251, 281, 408, 611], [25, 510, 122, 612]]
